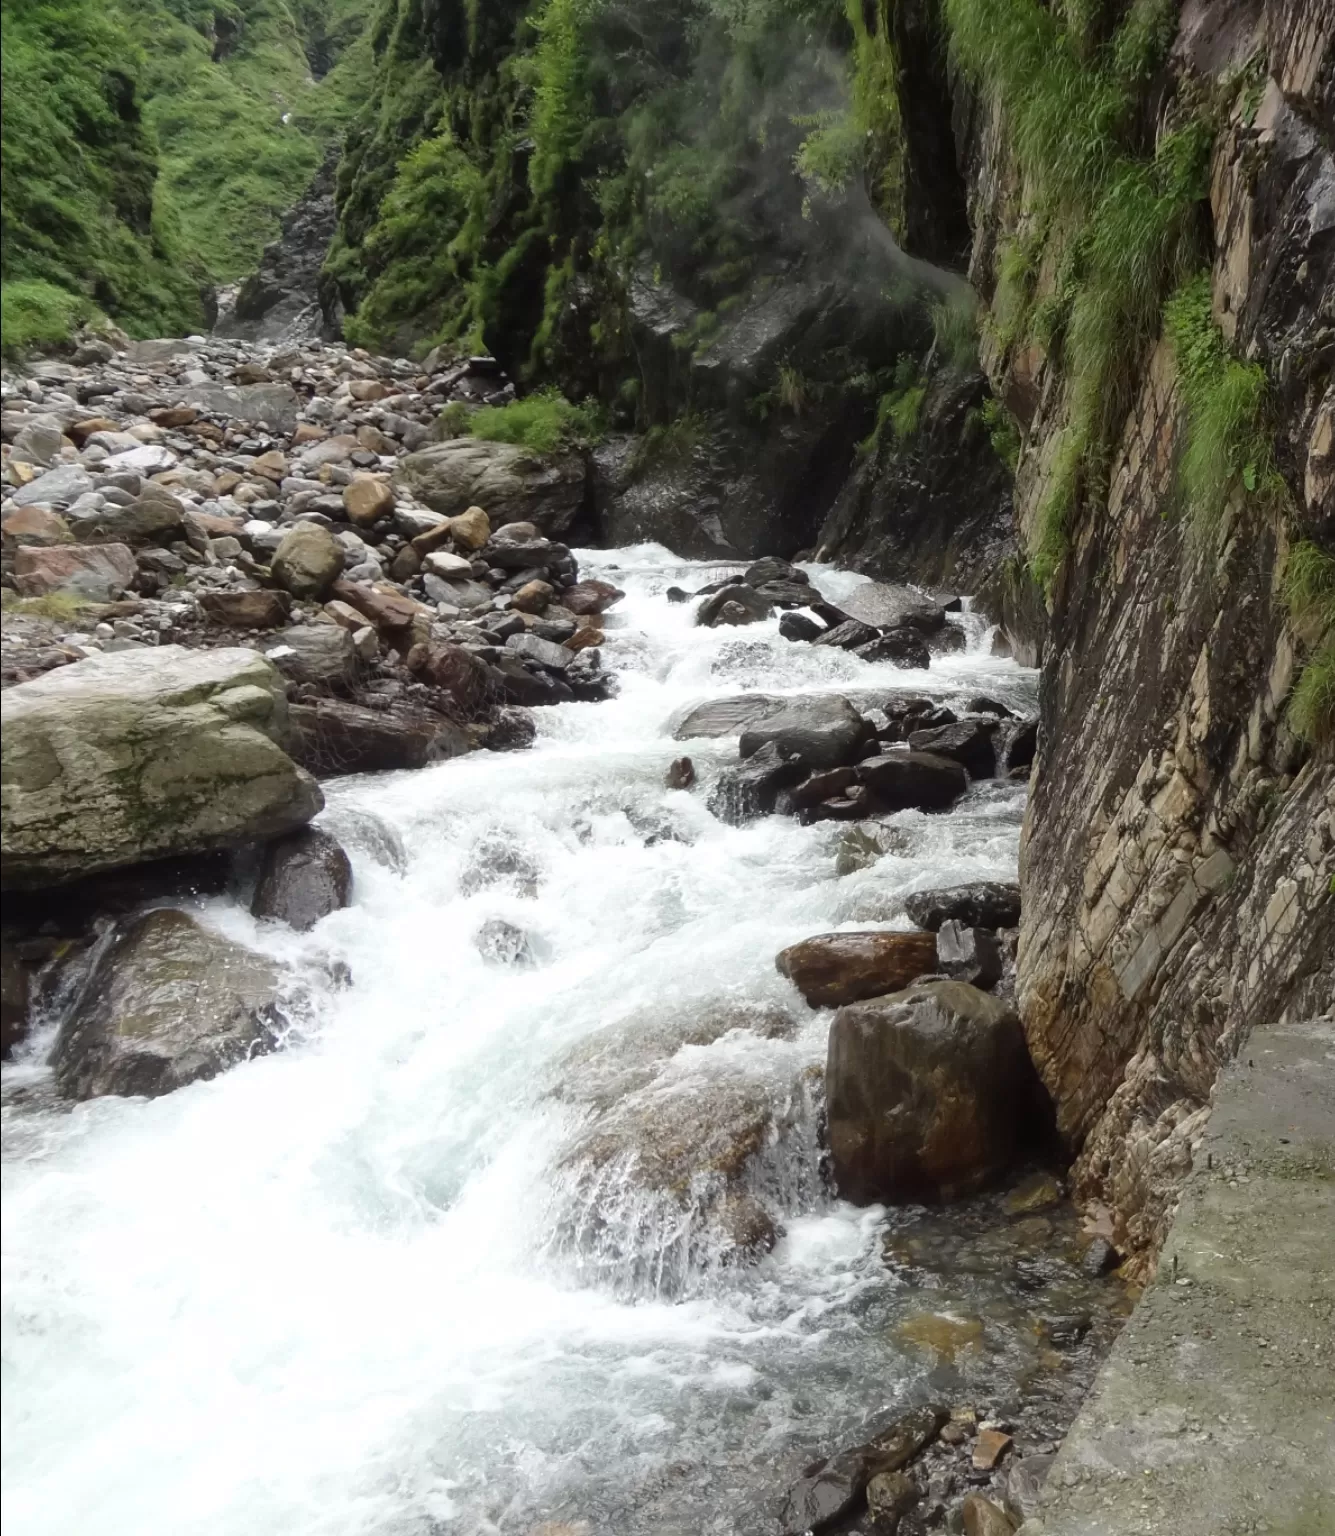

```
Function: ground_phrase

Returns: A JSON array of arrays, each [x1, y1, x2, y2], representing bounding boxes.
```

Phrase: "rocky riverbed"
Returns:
[[3, 337, 1131, 1536]]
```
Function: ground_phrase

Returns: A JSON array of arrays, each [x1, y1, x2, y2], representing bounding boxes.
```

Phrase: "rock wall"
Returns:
[[959, 0, 1334, 1272]]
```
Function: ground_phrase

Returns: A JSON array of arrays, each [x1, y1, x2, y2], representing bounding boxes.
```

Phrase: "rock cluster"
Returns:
[[1, 334, 619, 771]]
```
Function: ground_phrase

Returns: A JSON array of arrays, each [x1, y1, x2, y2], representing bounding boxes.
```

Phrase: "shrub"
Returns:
[[469, 387, 604, 452]]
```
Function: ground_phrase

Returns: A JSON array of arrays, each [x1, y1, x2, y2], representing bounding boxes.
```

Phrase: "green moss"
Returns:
[[468, 386, 603, 452], [1163, 272, 1276, 527], [628, 411, 708, 475], [1030, 426, 1081, 590]]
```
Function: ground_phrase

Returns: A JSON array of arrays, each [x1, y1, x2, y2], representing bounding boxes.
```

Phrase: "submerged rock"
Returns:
[[1, 646, 321, 889], [826, 980, 1043, 1202], [51, 908, 284, 1100]]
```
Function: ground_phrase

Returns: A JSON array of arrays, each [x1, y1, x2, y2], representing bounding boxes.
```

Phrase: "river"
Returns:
[[3, 547, 1052, 1535]]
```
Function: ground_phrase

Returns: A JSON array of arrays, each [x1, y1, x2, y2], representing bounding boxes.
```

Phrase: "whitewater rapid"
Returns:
[[3, 547, 1037, 1535]]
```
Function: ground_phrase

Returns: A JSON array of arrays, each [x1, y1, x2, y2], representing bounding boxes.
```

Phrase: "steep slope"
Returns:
[[0, 0, 372, 349]]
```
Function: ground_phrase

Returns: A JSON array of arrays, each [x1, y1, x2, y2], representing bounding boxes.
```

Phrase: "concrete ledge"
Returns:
[[1027, 1018, 1335, 1536]]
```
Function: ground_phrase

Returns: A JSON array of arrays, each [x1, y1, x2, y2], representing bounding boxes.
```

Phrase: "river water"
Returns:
[[3, 548, 1049, 1536]]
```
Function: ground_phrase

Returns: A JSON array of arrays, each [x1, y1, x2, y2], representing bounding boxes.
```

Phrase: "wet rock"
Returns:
[[475, 917, 538, 966], [446, 504, 491, 549], [672, 693, 788, 739], [707, 740, 805, 823], [904, 882, 1022, 932], [1079, 1236, 1120, 1277], [252, 826, 353, 931], [286, 697, 471, 775], [507, 631, 573, 670], [666, 756, 696, 789], [776, 930, 938, 1008], [563, 579, 624, 615], [936, 921, 1004, 990], [853, 627, 933, 668], [840, 583, 946, 632], [2, 941, 31, 1057], [13, 542, 137, 601], [745, 556, 807, 587], [460, 836, 541, 897], [1002, 717, 1037, 773], [406, 641, 493, 715], [826, 980, 1041, 1202], [51, 909, 283, 1100], [779, 1406, 947, 1535], [908, 720, 998, 778], [754, 578, 823, 608], [1003, 1453, 1055, 1525], [198, 589, 292, 629], [866, 1469, 921, 1532], [1, 646, 321, 889], [510, 578, 554, 613], [962, 1493, 1016, 1535], [739, 694, 871, 772], [264, 623, 357, 690], [395, 438, 585, 533], [856, 750, 969, 812], [779, 610, 825, 643], [971, 1430, 1013, 1472], [697, 582, 773, 627], [814, 617, 880, 650], [484, 705, 538, 751], [271, 522, 345, 600]]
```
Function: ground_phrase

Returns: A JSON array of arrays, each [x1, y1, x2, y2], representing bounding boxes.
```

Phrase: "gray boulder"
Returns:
[[1, 646, 321, 888], [8, 464, 95, 510], [903, 881, 1022, 932], [67, 485, 185, 547], [252, 827, 353, 931], [13, 542, 137, 601], [840, 583, 946, 632], [395, 438, 585, 533], [263, 624, 358, 690], [51, 909, 284, 1099], [738, 695, 871, 772], [271, 523, 344, 600]]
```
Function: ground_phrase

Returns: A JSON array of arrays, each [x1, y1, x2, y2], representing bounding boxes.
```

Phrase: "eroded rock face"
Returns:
[[51, 908, 284, 1099], [826, 980, 1042, 1202], [395, 438, 585, 533], [1, 646, 321, 888]]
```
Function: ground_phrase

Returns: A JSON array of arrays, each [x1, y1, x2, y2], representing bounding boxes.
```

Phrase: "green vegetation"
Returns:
[[861, 357, 926, 455], [930, 295, 979, 372], [945, 0, 1215, 589], [981, 396, 1021, 471], [1, 0, 371, 352], [468, 387, 603, 452], [1163, 273, 1275, 526], [1285, 540, 1335, 744]]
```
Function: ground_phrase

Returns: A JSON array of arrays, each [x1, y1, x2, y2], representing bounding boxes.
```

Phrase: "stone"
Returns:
[[343, 474, 395, 525], [475, 917, 538, 967], [286, 697, 471, 775], [754, 578, 822, 608], [908, 720, 998, 778], [814, 617, 881, 650], [8, 463, 95, 510], [936, 922, 1004, 989], [826, 980, 1042, 1202], [406, 641, 493, 715], [511, 578, 555, 613], [745, 555, 807, 587], [10, 422, 64, 466], [1002, 717, 1038, 772], [971, 1431, 1014, 1472], [563, 579, 624, 615], [671, 694, 792, 739], [395, 439, 585, 532], [855, 628, 933, 668], [507, 631, 573, 670], [422, 549, 473, 579], [251, 827, 353, 931], [696, 583, 772, 626], [866, 1470, 920, 1532], [1079, 1236, 1120, 1277], [856, 751, 969, 812], [707, 741, 806, 824], [150, 406, 198, 429], [105, 443, 177, 476], [904, 883, 1022, 932], [271, 523, 344, 600], [0, 646, 321, 888], [2, 505, 71, 547], [50, 908, 282, 1100], [779, 610, 825, 643], [13, 542, 137, 601], [841, 583, 946, 632], [68, 486, 186, 547], [666, 756, 696, 789], [738, 695, 871, 772], [446, 504, 491, 549], [330, 578, 423, 636], [67, 416, 120, 446], [776, 930, 939, 1007], [198, 589, 292, 630], [170, 381, 300, 432], [779, 1406, 946, 1536], [250, 450, 287, 481], [264, 624, 357, 690], [1003, 1454, 1055, 1526], [962, 1494, 1015, 1536]]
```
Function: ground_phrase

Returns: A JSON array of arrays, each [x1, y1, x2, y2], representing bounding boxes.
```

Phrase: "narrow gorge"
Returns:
[[1, 1, 1331, 1534]]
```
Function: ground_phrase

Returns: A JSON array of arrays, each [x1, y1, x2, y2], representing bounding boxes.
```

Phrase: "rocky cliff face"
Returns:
[[955, 0, 1333, 1272]]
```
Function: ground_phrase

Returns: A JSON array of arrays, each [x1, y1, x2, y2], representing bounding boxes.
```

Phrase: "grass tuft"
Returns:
[[468, 387, 604, 453]]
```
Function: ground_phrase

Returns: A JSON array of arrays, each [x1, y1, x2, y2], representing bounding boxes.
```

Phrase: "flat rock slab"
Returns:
[[839, 583, 945, 632], [1033, 1018, 1335, 1536]]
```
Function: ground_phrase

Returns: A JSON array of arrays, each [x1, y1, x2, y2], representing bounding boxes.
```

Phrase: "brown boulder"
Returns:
[[343, 474, 395, 526], [14, 543, 136, 601], [2, 505, 71, 548], [563, 579, 625, 616], [826, 980, 1043, 1202], [271, 523, 344, 600], [405, 641, 493, 716], [286, 697, 471, 775], [198, 590, 292, 630], [777, 930, 938, 1008], [329, 577, 424, 636], [510, 579, 554, 613]]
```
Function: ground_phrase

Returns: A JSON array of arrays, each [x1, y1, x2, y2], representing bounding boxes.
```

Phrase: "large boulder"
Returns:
[[251, 827, 353, 931], [1, 646, 321, 888], [262, 623, 358, 690], [50, 908, 284, 1099], [394, 438, 586, 534], [67, 486, 185, 547], [903, 881, 1022, 932], [907, 719, 998, 778], [672, 693, 788, 740], [738, 695, 871, 772], [856, 750, 969, 811], [286, 697, 471, 775], [271, 523, 344, 600], [838, 583, 946, 632], [13, 543, 137, 601], [826, 980, 1042, 1202], [776, 930, 938, 1008]]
